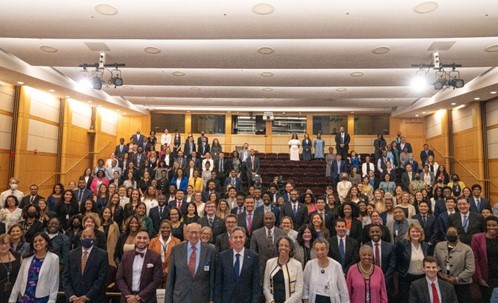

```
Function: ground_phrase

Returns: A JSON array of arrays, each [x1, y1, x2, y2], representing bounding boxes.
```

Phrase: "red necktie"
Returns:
[[431, 282, 440, 303], [375, 243, 381, 267], [177, 200, 182, 209], [189, 246, 197, 278], [247, 213, 253, 233]]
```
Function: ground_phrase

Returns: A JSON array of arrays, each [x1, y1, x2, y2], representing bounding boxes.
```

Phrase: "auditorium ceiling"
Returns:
[[0, 0, 497, 117]]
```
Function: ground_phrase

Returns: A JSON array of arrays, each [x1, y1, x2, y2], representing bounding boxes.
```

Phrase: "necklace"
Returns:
[[318, 259, 329, 274], [359, 263, 373, 276]]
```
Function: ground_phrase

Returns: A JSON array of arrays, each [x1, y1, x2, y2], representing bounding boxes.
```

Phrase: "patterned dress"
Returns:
[[19, 256, 48, 303]]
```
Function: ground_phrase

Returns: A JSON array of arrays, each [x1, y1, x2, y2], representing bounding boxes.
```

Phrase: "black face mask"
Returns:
[[446, 234, 458, 242], [72, 222, 81, 229], [452, 177, 458, 182], [415, 176, 421, 180], [27, 211, 36, 218]]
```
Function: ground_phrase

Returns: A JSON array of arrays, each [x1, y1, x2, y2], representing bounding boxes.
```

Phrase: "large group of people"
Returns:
[[0, 127, 496, 303]]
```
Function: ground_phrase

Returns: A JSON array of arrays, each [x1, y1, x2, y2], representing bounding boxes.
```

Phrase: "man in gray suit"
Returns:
[[166, 223, 216, 303], [250, 212, 287, 282]]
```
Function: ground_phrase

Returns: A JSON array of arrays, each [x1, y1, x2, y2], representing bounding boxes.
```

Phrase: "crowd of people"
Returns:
[[0, 127, 496, 303]]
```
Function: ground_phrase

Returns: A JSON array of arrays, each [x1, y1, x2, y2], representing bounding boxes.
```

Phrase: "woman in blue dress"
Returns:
[[302, 133, 312, 161], [313, 133, 325, 159]]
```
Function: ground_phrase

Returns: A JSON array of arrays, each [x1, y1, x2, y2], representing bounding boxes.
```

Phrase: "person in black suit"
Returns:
[[245, 149, 260, 187], [199, 200, 226, 242], [401, 164, 416, 192], [409, 256, 458, 303], [214, 152, 229, 186], [73, 178, 94, 210], [168, 190, 188, 216], [256, 192, 281, 226], [132, 129, 146, 148], [62, 228, 108, 303], [215, 214, 239, 253], [328, 218, 359, 274], [366, 224, 396, 302], [19, 184, 45, 209], [149, 194, 170, 236], [224, 170, 242, 193], [470, 184, 491, 213], [398, 136, 413, 154], [309, 196, 337, 232], [115, 137, 129, 162], [334, 126, 350, 160], [280, 189, 308, 231], [330, 154, 347, 186], [419, 144, 435, 166], [131, 146, 147, 170], [198, 136, 210, 157], [405, 156, 419, 174], [214, 227, 260, 303], [412, 200, 438, 253], [237, 197, 264, 241], [447, 196, 484, 245], [436, 197, 457, 241]]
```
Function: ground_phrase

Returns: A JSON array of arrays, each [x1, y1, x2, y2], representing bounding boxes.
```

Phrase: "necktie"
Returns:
[[159, 207, 163, 219], [234, 253, 241, 280], [177, 200, 182, 210], [189, 246, 197, 278], [422, 215, 427, 225], [247, 213, 253, 233], [374, 243, 381, 267], [232, 178, 236, 186], [251, 157, 255, 170], [81, 249, 88, 273], [219, 159, 223, 172], [267, 229, 273, 250], [238, 207, 243, 214], [431, 282, 440, 303], [30, 195, 35, 203], [463, 215, 469, 233], [209, 217, 214, 227], [78, 190, 83, 203], [476, 199, 480, 212], [339, 238, 345, 267], [366, 163, 370, 173], [292, 205, 297, 218]]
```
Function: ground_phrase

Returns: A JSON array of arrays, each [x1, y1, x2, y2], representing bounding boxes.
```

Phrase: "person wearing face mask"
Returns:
[[63, 227, 108, 303], [409, 173, 425, 197], [447, 174, 466, 198], [433, 226, 475, 303], [0, 178, 24, 209]]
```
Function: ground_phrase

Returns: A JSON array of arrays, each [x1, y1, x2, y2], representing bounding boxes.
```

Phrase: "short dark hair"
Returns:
[[471, 184, 482, 191], [422, 256, 438, 267]]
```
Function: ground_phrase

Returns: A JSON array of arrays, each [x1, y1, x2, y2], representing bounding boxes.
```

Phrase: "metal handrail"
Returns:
[[37, 141, 113, 187], [430, 144, 498, 187]]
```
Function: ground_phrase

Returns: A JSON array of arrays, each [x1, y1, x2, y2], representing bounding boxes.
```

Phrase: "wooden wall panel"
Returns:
[[489, 159, 498, 204]]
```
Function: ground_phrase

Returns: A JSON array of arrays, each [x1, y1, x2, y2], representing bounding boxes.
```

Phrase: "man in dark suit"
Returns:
[[409, 256, 458, 303], [198, 136, 210, 157], [215, 214, 239, 253], [115, 137, 129, 162], [330, 154, 347, 185], [116, 229, 162, 303], [237, 197, 264, 241], [197, 131, 209, 146], [214, 152, 229, 184], [281, 189, 308, 230], [412, 200, 438, 252], [224, 170, 242, 192], [19, 184, 45, 209], [176, 150, 188, 170], [149, 194, 170, 236], [334, 126, 350, 160], [131, 146, 146, 170], [405, 156, 419, 173], [328, 218, 359, 274], [201, 180, 219, 202], [419, 144, 435, 166], [230, 193, 246, 215], [470, 184, 491, 213], [188, 151, 202, 170], [166, 223, 217, 303], [132, 129, 146, 147], [63, 228, 108, 303], [398, 136, 413, 154], [366, 224, 396, 303], [245, 149, 260, 186], [215, 227, 260, 303], [436, 197, 457, 241], [73, 178, 93, 210], [168, 190, 188, 216], [256, 192, 281, 226], [199, 200, 226, 242], [401, 164, 416, 192], [249, 212, 287, 281], [447, 196, 484, 245]]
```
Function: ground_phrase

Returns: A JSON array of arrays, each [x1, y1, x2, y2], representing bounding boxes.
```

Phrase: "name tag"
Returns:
[[204, 262, 210, 271]]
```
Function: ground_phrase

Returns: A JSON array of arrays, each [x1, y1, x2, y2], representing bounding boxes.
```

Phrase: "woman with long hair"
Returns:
[[293, 224, 317, 269], [8, 224, 30, 257], [135, 202, 154, 237], [114, 215, 143, 265], [54, 190, 79, 230], [216, 199, 230, 219], [106, 192, 124, 227], [338, 202, 362, 241], [100, 206, 120, 268], [0, 234, 21, 301], [309, 213, 330, 239], [123, 189, 141, 220], [47, 183, 64, 211]]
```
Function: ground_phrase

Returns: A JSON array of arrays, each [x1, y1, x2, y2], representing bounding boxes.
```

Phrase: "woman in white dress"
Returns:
[[288, 133, 300, 161]]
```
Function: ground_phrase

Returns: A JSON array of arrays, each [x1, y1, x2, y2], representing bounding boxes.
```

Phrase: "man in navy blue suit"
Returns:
[[224, 170, 242, 192], [330, 154, 347, 186], [73, 178, 94, 209], [470, 184, 491, 213], [255, 192, 280, 226], [215, 227, 260, 303]]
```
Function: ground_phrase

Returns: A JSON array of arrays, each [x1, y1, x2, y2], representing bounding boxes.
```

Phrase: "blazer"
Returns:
[[214, 248, 261, 303], [199, 215, 227, 242], [361, 224, 391, 244], [170, 177, 188, 192], [116, 249, 162, 303], [184, 141, 196, 155], [328, 235, 359, 274], [365, 240, 396, 283], [471, 232, 490, 283], [469, 197, 491, 213], [246, 156, 260, 174], [335, 132, 351, 149], [401, 171, 415, 191], [256, 205, 281, 227], [249, 226, 287, 278], [330, 160, 347, 180], [149, 205, 171, 235], [9, 252, 60, 303], [166, 241, 216, 303], [433, 240, 475, 284], [237, 211, 264, 239], [62, 246, 108, 302], [198, 143, 210, 156], [419, 149, 435, 166], [398, 142, 413, 154], [281, 202, 309, 231], [447, 212, 484, 245], [412, 213, 438, 246], [115, 144, 129, 160], [263, 257, 303, 303], [409, 277, 458, 303], [149, 235, 181, 276], [224, 176, 242, 192], [73, 188, 93, 207], [19, 194, 45, 209], [214, 158, 229, 178], [404, 160, 419, 173], [168, 199, 188, 216], [395, 240, 428, 277]]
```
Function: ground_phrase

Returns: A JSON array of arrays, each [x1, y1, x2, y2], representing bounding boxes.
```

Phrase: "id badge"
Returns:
[[66, 214, 69, 220], [4, 281, 12, 292], [204, 262, 210, 271]]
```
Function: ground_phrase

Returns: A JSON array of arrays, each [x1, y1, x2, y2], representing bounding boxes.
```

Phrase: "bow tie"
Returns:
[[135, 251, 145, 258]]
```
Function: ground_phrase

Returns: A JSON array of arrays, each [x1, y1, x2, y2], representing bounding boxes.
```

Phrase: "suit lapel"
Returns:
[[76, 249, 84, 276], [83, 247, 97, 276]]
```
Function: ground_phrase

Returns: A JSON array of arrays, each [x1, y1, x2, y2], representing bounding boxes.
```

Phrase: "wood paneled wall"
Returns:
[[0, 82, 15, 187], [486, 99, 498, 204]]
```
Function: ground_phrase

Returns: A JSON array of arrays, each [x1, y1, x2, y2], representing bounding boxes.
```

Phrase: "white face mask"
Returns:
[[10, 183, 18, 190]]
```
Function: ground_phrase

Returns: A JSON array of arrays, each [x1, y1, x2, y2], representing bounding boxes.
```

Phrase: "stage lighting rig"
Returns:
[[79, 52, 125, 90], [411, 53, 464, 91]]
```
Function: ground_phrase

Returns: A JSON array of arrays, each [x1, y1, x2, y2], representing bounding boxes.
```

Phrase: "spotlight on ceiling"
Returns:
[[449, 78, 464, 89], [109, 66, 123, 88], [433, 78, 447, 90], [92, 76, 103, 90]]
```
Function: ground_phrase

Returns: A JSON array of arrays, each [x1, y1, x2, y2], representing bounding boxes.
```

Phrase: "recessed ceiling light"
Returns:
[[191, 87, 201, 91], [260, 72, 274, 77], [350, 72, 364, 77], [350, 111, 355, 114], [87, 101, 92, 103], [39, 45, 58, 53], [415, 115, 420, 117], [172, 71, 185, 77], [491, 91, 497, 94], [258, 47, 274, 54], [372, 46, 391, 54], [17, 81, 24, 85], [413, 1, 439, 14], [336, 88, 347, 92], [48, 89, 55, 92], [122, 86, 133, 90], [95, 4, 118, 15], [474, 97, 481, 100], [65, 96, 70, 98], [422, 111, 426, 114], [144, 47, 161, 54], [451, 102, 456, 106], [252, 3, 275, 15], [263, 87, 273, 92], [485, 44, 498, 52]]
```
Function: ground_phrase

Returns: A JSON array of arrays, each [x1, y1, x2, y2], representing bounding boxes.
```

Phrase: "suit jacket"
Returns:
[[131, 152, 146, 169], [198, 143, 210, 156], [115, 144, 129, 160], [419, 149, 435, 166], [116, 249, 162, 303], [149, 205, 170, 235], [412, 213, 438, 246], [224, 176, 242, 192], [168, 199, 188, 216], [398, 142, 413, 154], [199, 216, 226, 242], [330, 160, 347, 180], [214, 248, 260, 303], [471, 232, 490, 282], [133, 134, 147, 147], [166, 242, 217, 303], [434, 198, 447, 218], [436, 211, 455, 241], [73, 188, 93, 208], [237, 211, 264, 239], [184, 141, 196, 155], [215, 232, 250, 253], [469, 197, 491, 213], [249, 226, 287, 279], [19, 194, 45, 209], [365, 240, 396, 284], [405, 160, 419, 173], [328, 235, 359, 274], [281, 202, 308, 231], [395, 239, 428, 277], [335, 132, 351, 149], [409, 277, 457, 303], [63, 246, 108, 302], [256, 205, 281, 227], [433, 240, 475, 284], [214, 158, 229, 179], [246, 156, 260, 174], [447, 212, 484, 245], [401, 171, 416, 191]]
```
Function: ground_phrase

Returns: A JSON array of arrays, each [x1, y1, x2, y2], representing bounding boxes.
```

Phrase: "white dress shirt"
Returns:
[[132, 249, 147, 291], [233, 247, 245, 276]]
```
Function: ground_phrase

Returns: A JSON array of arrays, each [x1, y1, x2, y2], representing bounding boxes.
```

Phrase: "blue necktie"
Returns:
[[339, 238, 345, 267], [292, 204, 297, 218], [463, 215, 469, 233], [233, 253, 241, 280]]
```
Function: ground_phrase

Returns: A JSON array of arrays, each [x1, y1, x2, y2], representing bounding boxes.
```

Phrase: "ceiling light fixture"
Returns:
[[413, 1, 439, 14], [263, 87, 273, 92], [485, 44, 498, 52], [39, 45, 58, 53], [17, 81, 24, 85], [191, 87, 201, 91], [413, 53, 464, 90], [258, 47, 274, 54], [451, 102, 456, 106], [172, 71, 185, 76], [95, 4, 118, 15], [260, 72, 274, 77], [79, 53, 125, 90], [350, 72, 364, 77], [491, 91, 497, 94], [474, 97, 480, 100], [252, 3, 275, 15], [372, 46, 390, 54], [109, 64, 123, 88], [144, 47, 161, 54]]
